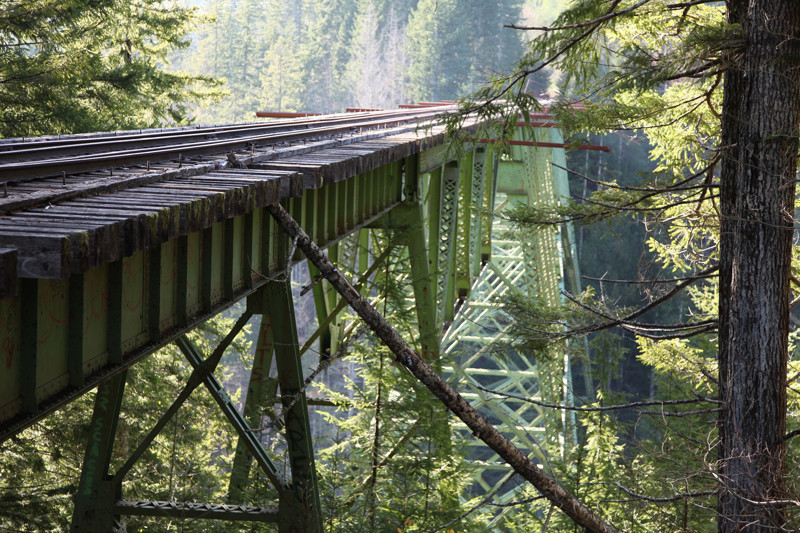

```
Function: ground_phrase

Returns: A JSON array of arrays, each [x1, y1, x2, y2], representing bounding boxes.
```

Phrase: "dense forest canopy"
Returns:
[[170, 0, 544, 123], [0, 0, 222, 137]]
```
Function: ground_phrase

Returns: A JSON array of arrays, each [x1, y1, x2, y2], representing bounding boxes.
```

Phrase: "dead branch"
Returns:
[[609, 482, 716, 503]]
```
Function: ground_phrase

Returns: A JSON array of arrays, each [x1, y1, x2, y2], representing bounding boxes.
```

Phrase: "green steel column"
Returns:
[[517, 131, 567, 451], [308, 243, 342, 361], [437, 161, 461, 325], [426, 167, 443, 316], [456, 151, 475, 295], [388, 155, 439, 361], [228, 313, 280, 503], [263, 279, 321, 533], [71, 371, 127, 532], [549, 127, 580, 448], [469, 147, 488, 278], [481, 147, 500, 263]]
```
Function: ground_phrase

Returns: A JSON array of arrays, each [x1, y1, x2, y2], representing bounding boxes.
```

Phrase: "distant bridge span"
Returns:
[[0, 106, 585, 531]]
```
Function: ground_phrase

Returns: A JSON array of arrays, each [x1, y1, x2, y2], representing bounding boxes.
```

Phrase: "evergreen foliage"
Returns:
[[0, 0, 221, 137], [174, 0, 526, 122]]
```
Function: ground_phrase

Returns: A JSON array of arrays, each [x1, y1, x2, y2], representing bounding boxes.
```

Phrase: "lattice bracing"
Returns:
[[442, 132, 577, 513]]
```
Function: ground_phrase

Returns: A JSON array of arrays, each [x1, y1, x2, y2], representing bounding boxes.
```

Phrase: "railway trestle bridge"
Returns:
[[0, 105, 604, 531]]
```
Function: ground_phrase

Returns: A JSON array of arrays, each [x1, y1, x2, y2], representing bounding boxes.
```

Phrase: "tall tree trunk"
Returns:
[[718, 1, 800, 530]]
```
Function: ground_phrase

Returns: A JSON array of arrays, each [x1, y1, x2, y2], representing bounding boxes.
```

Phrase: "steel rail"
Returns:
[[0, 108, 454, 182], [0, 107, 450, 163]]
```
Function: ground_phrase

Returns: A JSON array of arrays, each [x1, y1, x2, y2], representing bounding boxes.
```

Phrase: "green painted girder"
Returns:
[[0, 162, 404, 439], [255, 280, 322, 533], [71, 371, 127, 532]]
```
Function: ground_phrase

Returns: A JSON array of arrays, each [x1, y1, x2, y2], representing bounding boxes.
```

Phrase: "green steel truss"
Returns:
[[441, 127, 577, 514], [2, 125, 579, 532]]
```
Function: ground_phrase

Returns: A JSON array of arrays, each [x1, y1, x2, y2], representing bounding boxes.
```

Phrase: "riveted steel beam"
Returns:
[[228, 313, 280, 503], [71, 371, 127, 532], [113, 499, 279, 521], [437, 161, 461, 327], [260, 279, 322, 533]]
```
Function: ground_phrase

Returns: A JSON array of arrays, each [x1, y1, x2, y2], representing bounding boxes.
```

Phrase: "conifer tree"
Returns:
[[0, 0, 220, 137]]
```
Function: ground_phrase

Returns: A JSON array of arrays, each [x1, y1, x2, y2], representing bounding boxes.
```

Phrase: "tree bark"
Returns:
[[267, 203, 618, 533], [718, 1, 800, 530]]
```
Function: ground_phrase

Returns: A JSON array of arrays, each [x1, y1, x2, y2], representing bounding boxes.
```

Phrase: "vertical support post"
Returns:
[[427, 167, 442, 314], [223, 218, 235, 300], [19, 278, 38, 415], [438, 161, 461, 325], [469, 147, 488, 277], [201, 227, 213, 313], [456, 151, 475, 295], [68, 274, 85, 388], [228, 313, 279, 503], [517, 132, 567, 452], [481, 148, 500, 263], [308, 244, 342, 361], [147, 245, 161, 344], [264, 280, 321, 533], [388, 155, 439, 361], [243, 211, 255, 290], [71, 371, 127, 532], [176, 235, 189, 325], [107, 261, 123, 365]]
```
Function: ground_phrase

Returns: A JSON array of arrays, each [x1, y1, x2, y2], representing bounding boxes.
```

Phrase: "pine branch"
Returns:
[[504, 0, 652, 32], [582, 271, 718, 284], [474, 384, 719, 412], [551, 155, 720, 194]]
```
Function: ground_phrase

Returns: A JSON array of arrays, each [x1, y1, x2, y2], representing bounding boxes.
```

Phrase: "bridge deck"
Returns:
[[0, 115, 474, 438]]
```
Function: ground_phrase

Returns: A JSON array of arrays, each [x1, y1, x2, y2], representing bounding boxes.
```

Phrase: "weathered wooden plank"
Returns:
[[0, 161, 221, 214], [0, 231, 72, 278], [4, 213, 121, 266], [250, 162, 324, 189], [212, 168, 303, 199], [0, 248, 17, 298]]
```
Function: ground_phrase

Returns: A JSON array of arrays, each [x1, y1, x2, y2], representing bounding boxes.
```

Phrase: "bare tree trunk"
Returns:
[[267, 203, 618, 533], [718, 1, 800, 530]]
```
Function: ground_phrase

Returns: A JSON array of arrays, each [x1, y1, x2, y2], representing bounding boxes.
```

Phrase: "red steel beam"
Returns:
[[345, 107, 384, 113], [466, 138, 611, 152], [255, 111, 321, 118], [516, 121, 559, 128], [398, 103, 452, 108]]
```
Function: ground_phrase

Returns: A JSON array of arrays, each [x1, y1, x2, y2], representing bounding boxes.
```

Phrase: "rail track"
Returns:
[[0, 106, 455, 183]]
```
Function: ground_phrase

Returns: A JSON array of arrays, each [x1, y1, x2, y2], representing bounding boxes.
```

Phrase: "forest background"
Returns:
[[0, 0, 751, 532]]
